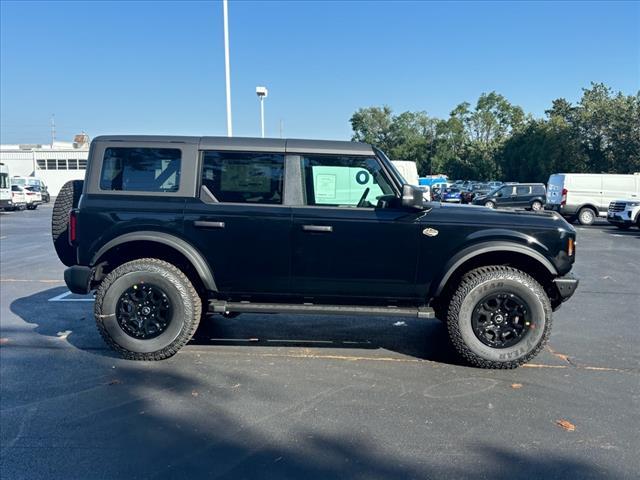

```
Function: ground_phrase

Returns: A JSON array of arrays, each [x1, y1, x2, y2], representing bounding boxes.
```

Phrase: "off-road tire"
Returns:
[[577, 207, 596, 226], [52, 180, 84, 266], [94, 258, 202, 361], [447, 266, 552, 369]]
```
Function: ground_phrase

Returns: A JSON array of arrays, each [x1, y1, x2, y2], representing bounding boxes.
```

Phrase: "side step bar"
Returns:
[[209, 300, 435, 319]]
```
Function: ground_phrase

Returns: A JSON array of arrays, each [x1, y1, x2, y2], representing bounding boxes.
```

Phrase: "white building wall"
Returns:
[[0, 148, 88, 196]]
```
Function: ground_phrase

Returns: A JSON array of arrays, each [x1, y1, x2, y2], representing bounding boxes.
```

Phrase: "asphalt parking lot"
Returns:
[[1, 204, 639, 480]]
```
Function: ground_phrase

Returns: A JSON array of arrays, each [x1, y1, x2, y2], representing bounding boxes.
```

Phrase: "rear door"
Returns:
[[183, 150, 292, 295], [291, 154, 421, 301], [513, 185, 530, 208], [546, 175, 564, 206]]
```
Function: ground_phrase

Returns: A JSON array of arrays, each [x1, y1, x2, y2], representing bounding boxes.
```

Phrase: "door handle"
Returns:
[[302, 225, 333, 233], [194, 220, 225, 229]]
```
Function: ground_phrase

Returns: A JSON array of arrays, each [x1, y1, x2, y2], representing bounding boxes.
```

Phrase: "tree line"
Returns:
[[350, 83, 640, 182]]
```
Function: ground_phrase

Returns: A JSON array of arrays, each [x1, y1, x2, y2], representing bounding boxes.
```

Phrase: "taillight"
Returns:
[[560, 188, 568, 206], [69, 210, 77, 245]]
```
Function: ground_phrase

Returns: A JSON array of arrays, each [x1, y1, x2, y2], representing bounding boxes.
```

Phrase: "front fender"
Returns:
[[432, 240, 558, 297]]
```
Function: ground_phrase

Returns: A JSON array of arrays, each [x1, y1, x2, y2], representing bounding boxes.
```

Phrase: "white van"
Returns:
[[391, 160, 420, 186], [0, 163, 12, 210], [546, 173, 640, 225]]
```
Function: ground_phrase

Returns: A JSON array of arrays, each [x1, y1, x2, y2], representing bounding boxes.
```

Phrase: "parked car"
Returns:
[[9, 185, 27, 211], [441, 187, 462, 203], [22, 185, 42, 209], [472, 183, 546, 210], [607, 200, 640, 230], [11, 176, 50, 203], [54, 135, 578, 369], [546, 173, 640, 226], [0, 163, 12, 211], [462, 187, 490, 204]]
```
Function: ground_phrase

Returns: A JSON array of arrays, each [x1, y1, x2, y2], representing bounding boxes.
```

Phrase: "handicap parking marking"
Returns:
[[48, 290, 94, 302]]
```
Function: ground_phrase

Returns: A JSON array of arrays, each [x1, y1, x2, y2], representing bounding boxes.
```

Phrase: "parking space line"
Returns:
[[48, 291, 94, 302]]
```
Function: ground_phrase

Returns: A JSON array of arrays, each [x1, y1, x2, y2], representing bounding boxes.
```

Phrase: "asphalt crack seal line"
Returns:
[[182, 348, 635, 374]]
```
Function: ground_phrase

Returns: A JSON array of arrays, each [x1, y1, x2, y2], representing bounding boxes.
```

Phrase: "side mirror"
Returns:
[[401, 184, 425, 210]]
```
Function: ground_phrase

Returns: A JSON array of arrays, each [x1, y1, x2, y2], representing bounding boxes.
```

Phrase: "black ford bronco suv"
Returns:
[[52, 136, 578, 368]]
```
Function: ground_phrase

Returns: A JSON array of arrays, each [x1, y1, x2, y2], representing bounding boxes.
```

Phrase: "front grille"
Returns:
[[608, 202, 626, 212]]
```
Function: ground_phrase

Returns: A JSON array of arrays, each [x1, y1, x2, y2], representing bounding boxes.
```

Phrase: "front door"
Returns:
[[183, 150, 291, 295], [291, 154, 421, 302], [496, 185, 516, 207]]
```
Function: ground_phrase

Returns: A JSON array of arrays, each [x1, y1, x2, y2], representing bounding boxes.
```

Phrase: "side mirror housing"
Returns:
[[401, 184, 425, 210]]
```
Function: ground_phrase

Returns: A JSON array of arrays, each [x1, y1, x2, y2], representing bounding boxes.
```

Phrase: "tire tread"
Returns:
[[447, 265, 552, 369], [94, 258, 202, 361]]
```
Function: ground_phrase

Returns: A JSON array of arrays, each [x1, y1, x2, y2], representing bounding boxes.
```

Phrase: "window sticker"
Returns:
[[315, 174, 337, 199]]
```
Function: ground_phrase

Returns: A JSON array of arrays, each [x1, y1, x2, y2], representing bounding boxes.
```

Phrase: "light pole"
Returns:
[[222, 0, 232, 136], [256, 86, 268, 138]]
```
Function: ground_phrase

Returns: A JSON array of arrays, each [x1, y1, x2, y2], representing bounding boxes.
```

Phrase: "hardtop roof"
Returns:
[[92, 135, 374, 156]]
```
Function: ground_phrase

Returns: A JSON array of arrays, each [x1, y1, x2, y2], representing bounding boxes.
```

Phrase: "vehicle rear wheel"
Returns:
[[27, 204, 37, 210], [577, 207, 597, 226], [51, 180, 84, 266], [95, 258, 202, 360], [484, 201, 496, 209], [446, 266, 552, 369], [530, 200, 543, 211]]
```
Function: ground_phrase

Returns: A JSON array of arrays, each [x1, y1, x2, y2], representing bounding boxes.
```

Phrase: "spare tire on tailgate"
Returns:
[[52, 180, 84, 266]]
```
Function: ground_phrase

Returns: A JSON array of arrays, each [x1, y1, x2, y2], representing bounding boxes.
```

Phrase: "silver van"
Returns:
[[546, 173, 640, 225]]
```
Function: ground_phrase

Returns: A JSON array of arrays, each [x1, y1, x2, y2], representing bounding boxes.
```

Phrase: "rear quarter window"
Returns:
[[100, 147, 181, 192]]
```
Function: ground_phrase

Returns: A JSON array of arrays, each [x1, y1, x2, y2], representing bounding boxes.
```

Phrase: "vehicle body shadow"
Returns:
[[10, 286, 461, 365], [1, 352, 620, 479]]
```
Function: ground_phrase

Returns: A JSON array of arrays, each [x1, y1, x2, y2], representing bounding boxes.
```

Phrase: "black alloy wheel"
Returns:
[[116, 283, 173, 339], [471, 293, 530, 349]]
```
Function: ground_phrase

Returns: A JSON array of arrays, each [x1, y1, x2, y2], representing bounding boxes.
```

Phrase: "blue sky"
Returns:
[[1, 0, 638, 144]]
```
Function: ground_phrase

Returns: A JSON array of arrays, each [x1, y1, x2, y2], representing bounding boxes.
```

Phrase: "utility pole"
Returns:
[[222, 0, 233, 137], [279, 119, 283, 138]]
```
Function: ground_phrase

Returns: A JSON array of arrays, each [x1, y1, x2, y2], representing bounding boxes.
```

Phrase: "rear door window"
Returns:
[[201, 151, 284, 204], [100, 147, 181, 192], [516, 185, 531, 196]]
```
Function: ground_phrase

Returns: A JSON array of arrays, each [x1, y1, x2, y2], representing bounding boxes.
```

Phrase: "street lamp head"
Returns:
[[256, 86, 268, 98]]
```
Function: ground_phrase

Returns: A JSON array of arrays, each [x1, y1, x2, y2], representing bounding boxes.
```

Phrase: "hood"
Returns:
[[427, 202, 575, 231]]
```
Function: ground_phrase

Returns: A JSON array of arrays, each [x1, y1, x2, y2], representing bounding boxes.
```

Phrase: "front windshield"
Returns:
[[487, 186, 502, 196]]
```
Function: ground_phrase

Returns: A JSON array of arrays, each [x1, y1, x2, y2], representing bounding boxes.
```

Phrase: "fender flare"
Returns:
[[91, 231, 217, 291], [433, 241, 558, 297]]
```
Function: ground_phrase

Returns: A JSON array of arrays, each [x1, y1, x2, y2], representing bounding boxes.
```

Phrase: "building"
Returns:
[[0, 134, 89, 196]]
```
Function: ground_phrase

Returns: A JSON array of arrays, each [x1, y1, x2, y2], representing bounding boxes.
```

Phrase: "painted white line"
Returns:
[[48, 291, 94, 302]]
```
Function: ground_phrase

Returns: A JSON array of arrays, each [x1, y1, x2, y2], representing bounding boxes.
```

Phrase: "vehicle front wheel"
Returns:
[[94, 258, 202, 360], [484, 201, 496, 209], [446, 266, 552, 369]]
